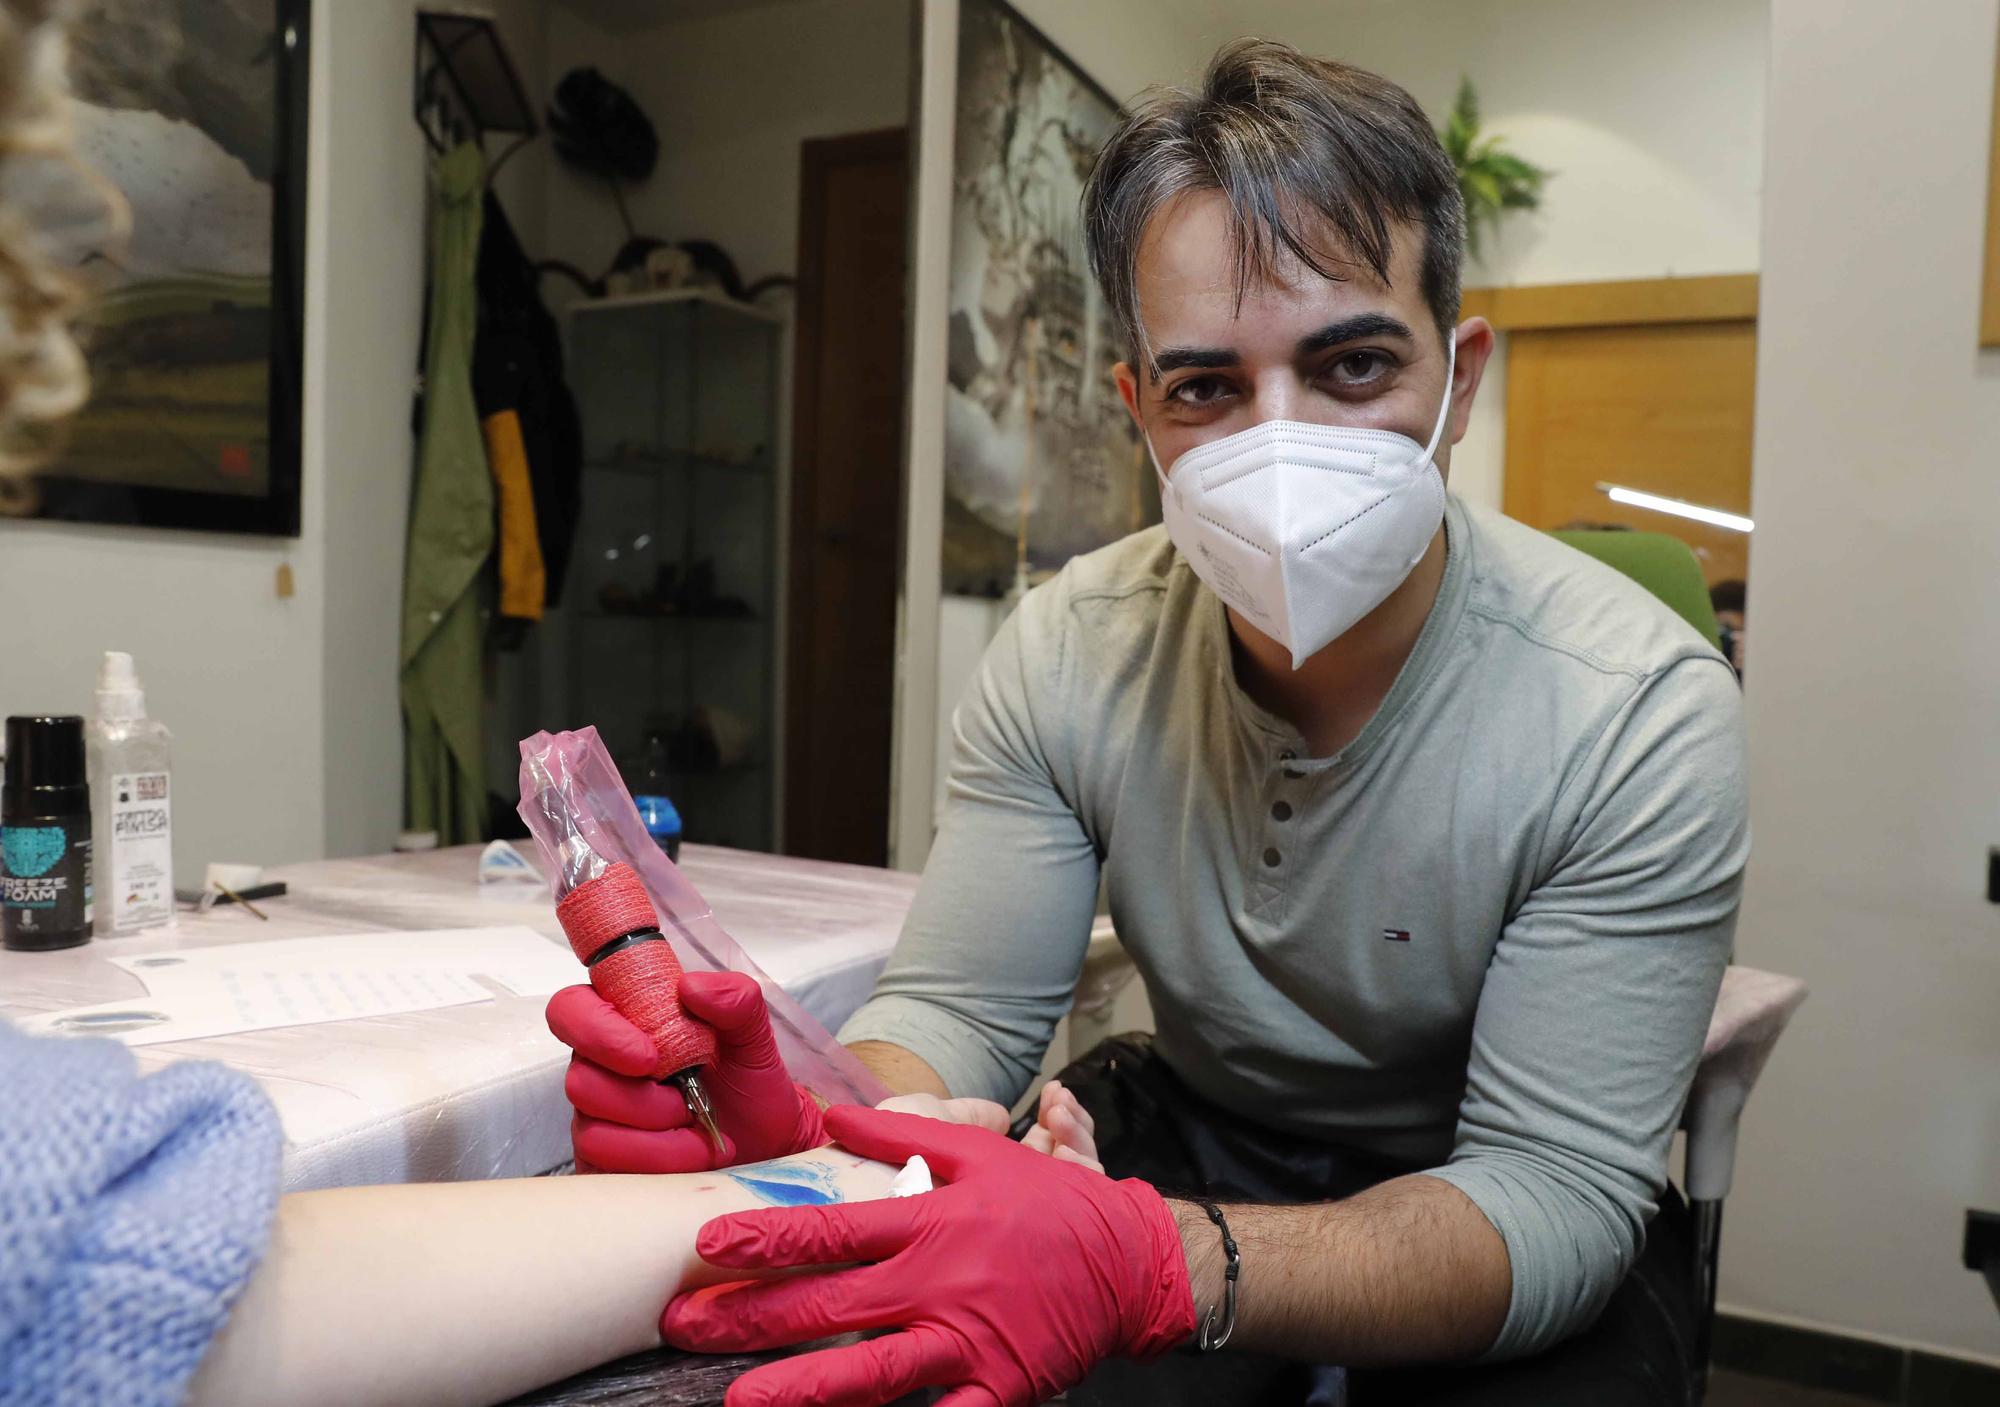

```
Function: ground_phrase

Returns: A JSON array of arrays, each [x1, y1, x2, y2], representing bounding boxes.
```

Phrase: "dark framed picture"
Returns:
[[940, 0, 1160, 598], [4, 0, 311, 536]]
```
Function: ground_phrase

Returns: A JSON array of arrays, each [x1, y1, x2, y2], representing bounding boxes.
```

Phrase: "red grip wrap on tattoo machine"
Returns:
[[556, 862, 719, 1080]]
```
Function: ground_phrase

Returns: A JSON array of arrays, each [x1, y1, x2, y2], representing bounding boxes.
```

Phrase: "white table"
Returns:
[[0, 844, 914, 1191]]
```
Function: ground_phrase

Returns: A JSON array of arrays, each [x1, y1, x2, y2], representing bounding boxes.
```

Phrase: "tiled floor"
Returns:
[[1707, 1368, 1883, 1407]]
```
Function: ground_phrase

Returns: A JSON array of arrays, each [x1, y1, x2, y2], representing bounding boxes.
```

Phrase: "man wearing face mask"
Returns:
[[547, 38, 1745, 1407]]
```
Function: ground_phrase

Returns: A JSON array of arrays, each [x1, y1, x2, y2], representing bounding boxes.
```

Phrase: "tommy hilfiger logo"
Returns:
[[1382, 928, 1412, 942]]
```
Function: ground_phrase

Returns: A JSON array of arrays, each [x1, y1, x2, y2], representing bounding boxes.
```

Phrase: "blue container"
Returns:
[[633, 793, 683, 864]]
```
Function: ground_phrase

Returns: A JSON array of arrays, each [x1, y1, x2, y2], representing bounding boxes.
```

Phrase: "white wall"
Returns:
[[1017, 0, 1770, 293], [541, 0, 912, 296], [0, 522, 321, 889], [0, 0, 435, 884], [313, 0, 435, 862], [1722, 0, 2000, 1361], [892, 0, 957, 869], [1449, 332, 1505, 513], [1006, 0, 1206, 104], [1015, 0, 1766, 290], [1256, 0, 1766, 288]]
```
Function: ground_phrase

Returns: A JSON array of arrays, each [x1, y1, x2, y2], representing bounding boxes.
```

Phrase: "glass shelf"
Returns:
[[575, 612, 766, 625], [556, 292, 783, 851], [585, 450, 771, 478], [666, 761, 769, 779]]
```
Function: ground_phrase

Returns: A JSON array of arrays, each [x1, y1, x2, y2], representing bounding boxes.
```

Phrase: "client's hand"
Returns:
[[1019, 1078, 1102, 1172], [663, 1106, 1194, 1407], [874, 1092, 1010, 1131], [879, 1080, 1104, 1172], [548, 971, 827, 1173]]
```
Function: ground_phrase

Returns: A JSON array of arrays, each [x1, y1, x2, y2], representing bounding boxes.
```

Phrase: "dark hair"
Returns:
[[1083, 38, 1465, 367], [1709, 579, 1747, 614]]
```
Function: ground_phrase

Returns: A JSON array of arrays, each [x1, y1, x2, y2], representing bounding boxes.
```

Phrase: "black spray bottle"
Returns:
[[2, 715, 93, 951]]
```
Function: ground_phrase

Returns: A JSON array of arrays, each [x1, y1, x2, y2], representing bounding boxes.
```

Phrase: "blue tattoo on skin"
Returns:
[[723, 1160, 842, 1207]]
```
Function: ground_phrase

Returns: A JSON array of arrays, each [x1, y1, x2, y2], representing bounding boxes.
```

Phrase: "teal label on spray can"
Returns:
[[1, 815, 93, 951]]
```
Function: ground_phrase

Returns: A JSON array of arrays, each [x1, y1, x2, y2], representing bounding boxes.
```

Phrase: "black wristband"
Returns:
[[1187, 1195, 1240, 1352]]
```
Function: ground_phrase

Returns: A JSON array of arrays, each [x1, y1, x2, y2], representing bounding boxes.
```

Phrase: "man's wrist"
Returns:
[[1167, 1196, 1231, 1335]]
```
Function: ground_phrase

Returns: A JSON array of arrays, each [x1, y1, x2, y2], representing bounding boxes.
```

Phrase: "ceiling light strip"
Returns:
[[1597, 483, 1754, 534]]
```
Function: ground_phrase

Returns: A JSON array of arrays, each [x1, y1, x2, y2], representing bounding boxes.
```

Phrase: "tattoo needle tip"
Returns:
[[678, 1070, 727, 1160]]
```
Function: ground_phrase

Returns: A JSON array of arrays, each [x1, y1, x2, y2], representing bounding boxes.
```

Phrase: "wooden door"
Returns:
[[1502, 320, 1757, 584], [784, 128, 909, 865]]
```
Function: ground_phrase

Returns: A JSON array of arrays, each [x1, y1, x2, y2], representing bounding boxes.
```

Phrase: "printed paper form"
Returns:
[[18, 926, 579, 1046]]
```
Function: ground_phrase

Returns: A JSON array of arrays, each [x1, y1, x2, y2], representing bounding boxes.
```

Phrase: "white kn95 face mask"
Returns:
[[1148, 339, 1456, 669]]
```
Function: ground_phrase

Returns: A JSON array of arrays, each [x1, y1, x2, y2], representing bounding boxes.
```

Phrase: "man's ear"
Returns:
[[1113, 360, 1144, 429], [1445, 316, 1496, 446]]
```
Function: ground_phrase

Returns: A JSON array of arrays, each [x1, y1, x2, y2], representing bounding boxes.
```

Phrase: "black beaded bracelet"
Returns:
[[1188, 1195, 1240, 1352]]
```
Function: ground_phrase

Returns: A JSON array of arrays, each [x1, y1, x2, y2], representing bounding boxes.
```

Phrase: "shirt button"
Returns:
[[1271, 801, 1292, 822], [1262, 847, 1282, 868]]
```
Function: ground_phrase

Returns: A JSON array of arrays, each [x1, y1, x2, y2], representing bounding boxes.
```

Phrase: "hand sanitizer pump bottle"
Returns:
[[88, 652, 175, 935]]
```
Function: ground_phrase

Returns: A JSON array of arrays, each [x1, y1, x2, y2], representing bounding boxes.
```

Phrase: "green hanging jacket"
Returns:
[[401, 142, 492, 844]]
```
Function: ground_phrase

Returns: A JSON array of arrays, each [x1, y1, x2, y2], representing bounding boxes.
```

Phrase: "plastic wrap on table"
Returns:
[[140, 987, 574, 1193], [517, 726, 889, 1109], [3, 841, 910, 1192], [0, 882, 579, 1191]]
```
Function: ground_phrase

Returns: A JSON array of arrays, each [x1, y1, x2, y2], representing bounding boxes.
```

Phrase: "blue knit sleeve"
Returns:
[[0, 1022, 281, 1406]]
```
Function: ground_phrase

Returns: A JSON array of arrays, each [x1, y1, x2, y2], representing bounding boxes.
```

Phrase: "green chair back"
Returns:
[[1550, 530, 1722, 648]]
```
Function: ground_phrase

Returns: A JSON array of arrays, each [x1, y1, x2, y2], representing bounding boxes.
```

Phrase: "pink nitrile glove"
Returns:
[[546, 969, 829, 1173], [661, 1105, 1197, 1407]]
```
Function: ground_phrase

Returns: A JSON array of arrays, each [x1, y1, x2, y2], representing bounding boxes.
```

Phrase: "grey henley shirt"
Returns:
[[839, 495, 1748, 1358]]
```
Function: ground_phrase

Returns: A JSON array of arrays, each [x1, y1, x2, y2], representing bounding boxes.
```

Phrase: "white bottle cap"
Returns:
[[96, 651, 146, 723]]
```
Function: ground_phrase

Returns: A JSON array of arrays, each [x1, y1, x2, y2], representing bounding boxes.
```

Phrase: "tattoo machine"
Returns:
[[517, 727, 891, 1158], [522, 745, 727, 1157]]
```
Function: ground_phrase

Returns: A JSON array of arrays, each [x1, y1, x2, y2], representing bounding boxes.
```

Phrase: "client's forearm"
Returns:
[[188, 1147, 896, 1407]]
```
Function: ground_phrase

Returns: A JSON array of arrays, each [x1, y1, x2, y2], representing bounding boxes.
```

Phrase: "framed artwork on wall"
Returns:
[[0, 0, 310, 535], [940, 0, 1159, 599]]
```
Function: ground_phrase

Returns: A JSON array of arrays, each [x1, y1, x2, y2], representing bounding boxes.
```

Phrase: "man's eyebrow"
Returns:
[[1296, 313, 1416, 355], [1148, 346, 1237, 381], [1147, 315, 1418, 379]]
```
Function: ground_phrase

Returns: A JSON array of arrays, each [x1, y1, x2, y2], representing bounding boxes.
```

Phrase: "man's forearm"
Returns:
[[1170, 1172, 1511, 1366], [846, 1038, 953, 1098]]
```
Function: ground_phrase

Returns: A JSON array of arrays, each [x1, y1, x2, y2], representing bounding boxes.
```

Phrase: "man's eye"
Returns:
[[1326, 351, 1393, 386], [1168, 375, 1231, 406]]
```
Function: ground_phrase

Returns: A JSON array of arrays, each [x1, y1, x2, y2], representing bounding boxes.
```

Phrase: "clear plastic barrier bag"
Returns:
[[517, 726, 888, 1108]]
